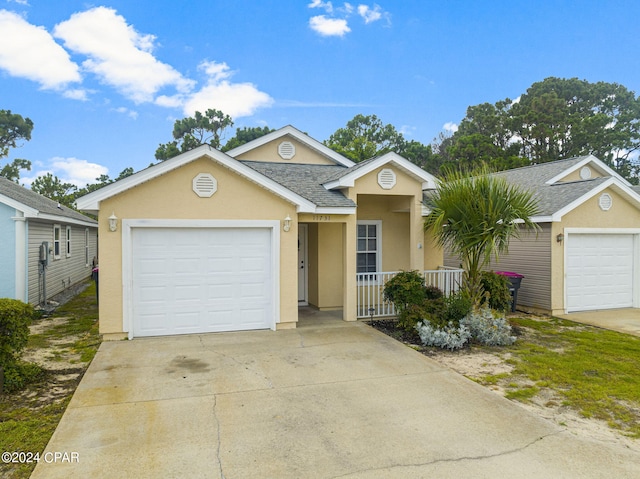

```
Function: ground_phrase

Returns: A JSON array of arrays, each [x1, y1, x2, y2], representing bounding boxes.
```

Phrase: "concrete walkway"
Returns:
[[557, 308, 640, 337], [32, 314, 640, 478]]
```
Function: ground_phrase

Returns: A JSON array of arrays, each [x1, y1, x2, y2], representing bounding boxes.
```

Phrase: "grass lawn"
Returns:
[[372, 314, 640, 439], [492, 316, 640, 438], [0, 280, 100, 479]]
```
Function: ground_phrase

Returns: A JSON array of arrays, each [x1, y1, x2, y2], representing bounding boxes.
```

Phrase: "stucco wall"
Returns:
[[233, 136, 336, 165], [549, 187, 640, 313], [559, 166, 604, 183], [98, 156, 298, 337]]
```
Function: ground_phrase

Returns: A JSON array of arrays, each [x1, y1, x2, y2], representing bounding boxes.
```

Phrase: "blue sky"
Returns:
[[1, 0, 639, 188]]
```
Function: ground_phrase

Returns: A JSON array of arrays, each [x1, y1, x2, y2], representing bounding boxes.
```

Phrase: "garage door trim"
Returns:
[[122, 219, 280, 339], [564, 228, 640, 314]]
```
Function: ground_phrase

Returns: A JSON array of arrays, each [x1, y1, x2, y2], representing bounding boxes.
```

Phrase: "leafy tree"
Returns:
[[403, 140, 444, 175], [0, 110, 34, 181], [222, 126, 274, 152], [442, 78, 640, 181], [155, 109, 234, 161], [1, 158, 31, 183], [31, 173, 77, 208], [424, 166, 539, 307], [324, 114, 407, 162], [73, 167, 135, 201]]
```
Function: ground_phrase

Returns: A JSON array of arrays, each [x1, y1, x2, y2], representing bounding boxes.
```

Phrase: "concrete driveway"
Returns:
[[32, 314, 639, 478], [557, 308, 640, 337]]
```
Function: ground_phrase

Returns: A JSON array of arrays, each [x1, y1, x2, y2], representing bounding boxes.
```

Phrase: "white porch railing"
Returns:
[[356, 268, 464, 319]]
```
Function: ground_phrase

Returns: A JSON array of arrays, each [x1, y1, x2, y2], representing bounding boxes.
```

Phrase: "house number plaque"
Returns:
[[312, 215, 332, 221]]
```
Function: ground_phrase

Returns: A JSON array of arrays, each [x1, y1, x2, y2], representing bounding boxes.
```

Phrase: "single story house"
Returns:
[[77, 126, 459, 340], [0, 176, 98, 306], [444, 155, 640, 315]]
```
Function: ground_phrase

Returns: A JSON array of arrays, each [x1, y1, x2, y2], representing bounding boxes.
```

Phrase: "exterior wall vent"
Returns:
[[599, 192, 612, 211], [192, 173, 217, 198], [377, 168, 396, 190], [579, 166, 592, 180], [278, 141, 296, 160]]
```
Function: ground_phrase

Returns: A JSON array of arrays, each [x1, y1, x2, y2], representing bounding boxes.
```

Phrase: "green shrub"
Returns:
[[0, 299, 35, 369], [442, 292, 473, 324], [2, 361, 44, 393], [383, 271, 425, 312], [383, 272, 449, 333], [480, 272, 512, 312]]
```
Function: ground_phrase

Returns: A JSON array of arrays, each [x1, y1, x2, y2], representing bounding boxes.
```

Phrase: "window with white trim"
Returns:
[[66, 226, 72, 257], [357, 221, 382, 275], [53, 224, 61, 259], [84, 228, 89, 266]]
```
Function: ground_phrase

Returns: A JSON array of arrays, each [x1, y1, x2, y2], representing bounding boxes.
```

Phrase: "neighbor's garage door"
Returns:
[[566, 234, 635, 312], [131, 227, 273, 337]]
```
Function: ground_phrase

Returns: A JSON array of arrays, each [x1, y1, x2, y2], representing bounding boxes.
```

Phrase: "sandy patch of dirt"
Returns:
[[15, 317, 88, 407]]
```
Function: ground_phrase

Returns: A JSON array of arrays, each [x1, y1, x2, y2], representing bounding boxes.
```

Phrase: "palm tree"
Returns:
[[424, 166, 539, 307]]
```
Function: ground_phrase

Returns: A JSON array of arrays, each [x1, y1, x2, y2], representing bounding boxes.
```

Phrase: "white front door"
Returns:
[[298, 224, 308, 304], [566, 233, 635, 312]]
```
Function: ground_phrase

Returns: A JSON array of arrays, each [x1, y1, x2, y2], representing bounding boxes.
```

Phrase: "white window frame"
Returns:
[[66, 225, 72, 258], [356, 220, 382, 278], [84, 228, 90, 266], [53, 224, 61, 260]]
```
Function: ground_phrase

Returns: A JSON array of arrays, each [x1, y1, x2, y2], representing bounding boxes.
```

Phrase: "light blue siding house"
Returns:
[[0, 177, 98, 306]]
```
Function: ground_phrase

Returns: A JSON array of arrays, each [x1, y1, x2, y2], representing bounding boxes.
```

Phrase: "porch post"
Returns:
[[342, 215, 357, 321], [410, 197, 425, 271]]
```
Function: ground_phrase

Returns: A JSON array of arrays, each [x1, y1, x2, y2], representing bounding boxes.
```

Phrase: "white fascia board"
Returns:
[[323, 153, 438, 190], [76, 145, 318, 214], [0, 193, 38, 216], [225, 125, 356, 168], [35, 213, 97, 228], [76, 145, 214, 211], [551, 177, 640, 221], [530, 216, 555, 223], [545, 155, 630, 186], [314, 206, 356, 215]]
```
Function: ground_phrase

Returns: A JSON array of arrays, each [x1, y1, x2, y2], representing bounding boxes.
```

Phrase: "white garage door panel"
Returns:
[[566, 234, 634, 312], [132, 227, 273, 337]]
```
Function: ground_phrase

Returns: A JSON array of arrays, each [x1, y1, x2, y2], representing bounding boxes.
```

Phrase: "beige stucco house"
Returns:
[[445, 155, 640, 316], [77, 126, 453, 340]]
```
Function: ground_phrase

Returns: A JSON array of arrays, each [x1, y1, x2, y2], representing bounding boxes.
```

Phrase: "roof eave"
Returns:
[[225, 125, 356, 168]]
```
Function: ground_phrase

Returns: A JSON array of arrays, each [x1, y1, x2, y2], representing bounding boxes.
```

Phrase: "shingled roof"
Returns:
[[0, 176, 97, 225], [240, 161, 356, 208], [425, 156, 640, 220]]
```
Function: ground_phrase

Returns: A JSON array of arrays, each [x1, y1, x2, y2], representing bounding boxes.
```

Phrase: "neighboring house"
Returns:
[[76, 125, 456, 339], [445, 155, 640, 315], [0, 176, 98, 306]]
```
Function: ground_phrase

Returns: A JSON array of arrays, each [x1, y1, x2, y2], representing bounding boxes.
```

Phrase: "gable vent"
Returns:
[[599, 193, 612, 211], [192, 173, 217, 198], [580, 166, 592, 180], [278, 141, 296, 160], [377, 168, 397, 190]]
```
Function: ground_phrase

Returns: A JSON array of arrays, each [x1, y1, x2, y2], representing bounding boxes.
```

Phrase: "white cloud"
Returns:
[[309, 15, 351, 37], [53, 6, 194, 104], [181, 61, 273, 118], [23, 157, 109, 188], [308, 0, 334, 13], [443, 122, 459, 133], [8, 0, 29, 5], [50, 157, 109, 187], [0, 10, 82, 91], [357, 4, 382, 23], [113, 107, 138, 119]]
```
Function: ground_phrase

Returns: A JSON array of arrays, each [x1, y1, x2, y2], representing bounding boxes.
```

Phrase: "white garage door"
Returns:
[[566, 234, 635, 312], [131, 227, 273, 337]]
